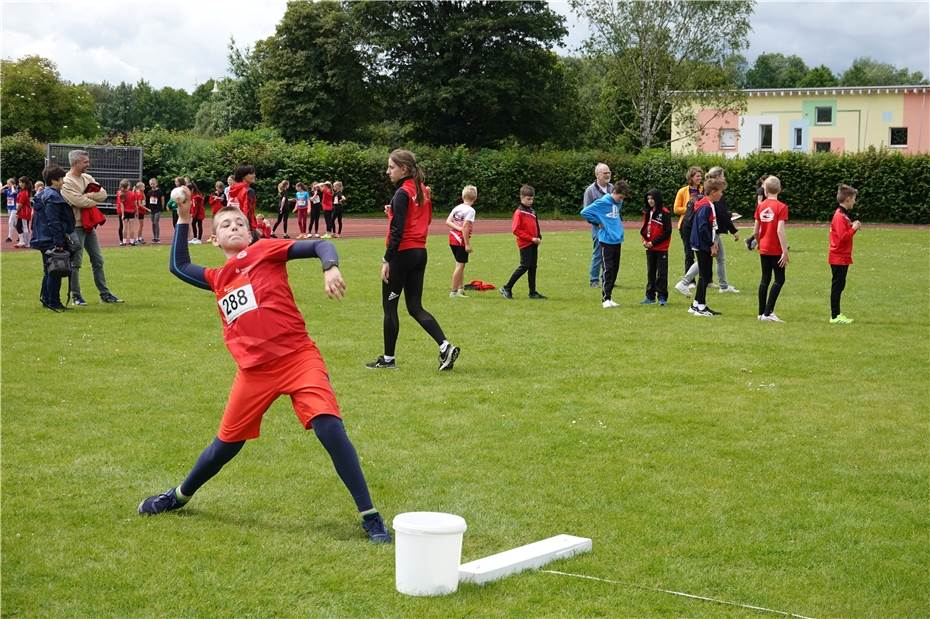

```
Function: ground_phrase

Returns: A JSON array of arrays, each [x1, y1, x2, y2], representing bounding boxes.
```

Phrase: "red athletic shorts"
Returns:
[[218, 344, 340, 442]]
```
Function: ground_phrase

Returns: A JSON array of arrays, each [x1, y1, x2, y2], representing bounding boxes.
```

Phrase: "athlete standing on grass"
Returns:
[[138, 187, 391, 544], [366, 149, 460, 371]]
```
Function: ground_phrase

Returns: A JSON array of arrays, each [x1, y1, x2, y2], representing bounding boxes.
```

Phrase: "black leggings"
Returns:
[[178, 415, 373, 512], [830, 264, 848, 318], [695, 249, 713, 306], [323, 211, 334, 234], [117, 215, 124, 242], [382, 248, 446, 357], [680, 229, 694, 272], [504, 244, 539, 293], [272, 209, 289, 234], [309, 206, 321, 234], [758, 254, 786, 315], [192, 219, 203, 240], [333, 207, 343, 235]]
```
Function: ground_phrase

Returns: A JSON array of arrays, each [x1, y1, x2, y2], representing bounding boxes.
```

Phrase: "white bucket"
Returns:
[[393, 511, 468, 596]]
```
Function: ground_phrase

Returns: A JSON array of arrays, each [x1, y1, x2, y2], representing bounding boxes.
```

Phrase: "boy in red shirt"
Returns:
[[138, 187, 391, 544], [500, 185, 546, 300], [753, 175, 790, 322], [828, 184, 861, 324]]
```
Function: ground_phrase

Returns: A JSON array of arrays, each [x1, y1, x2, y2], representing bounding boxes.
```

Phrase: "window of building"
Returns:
[[759, 124, 773, 151], [815, 106, 833, 124], [719, 128, 737, 149], [794, 128, 803, 149], [890, 127, 908, 147], [814, 141, 831, 153]]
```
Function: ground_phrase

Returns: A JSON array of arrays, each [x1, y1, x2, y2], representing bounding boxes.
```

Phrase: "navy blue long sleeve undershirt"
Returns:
[[169, 223, 339, 290]]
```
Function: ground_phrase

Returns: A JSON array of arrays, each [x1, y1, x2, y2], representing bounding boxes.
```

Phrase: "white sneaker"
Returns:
[[687, 305, 696, 314], [719, 286, 740, 293], [688, 283, 696, 290], [674, 281, 691, 296], [602, 299, 619, 308], [758, 314, 765, 321], [764, 313, 785, 323]]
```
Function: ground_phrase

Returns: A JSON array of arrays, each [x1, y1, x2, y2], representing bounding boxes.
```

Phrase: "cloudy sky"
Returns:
[[2, 0, 928, 92]]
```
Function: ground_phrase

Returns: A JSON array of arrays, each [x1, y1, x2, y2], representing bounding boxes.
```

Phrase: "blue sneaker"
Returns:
[[639, 297, 657, 305], [70, 294, 87, 306], [362, 512, 392, 544], [658, 298, 667, 306], [138, 487, 186, 515]]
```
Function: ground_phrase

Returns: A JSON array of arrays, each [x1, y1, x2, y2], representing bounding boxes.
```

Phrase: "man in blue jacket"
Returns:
[[581, 180, 629, 309], [30, 166, 75, 312]]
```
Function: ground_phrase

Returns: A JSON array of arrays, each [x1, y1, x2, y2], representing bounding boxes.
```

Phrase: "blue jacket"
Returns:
[[30, 187, 75, 250], [580, 193, 624, 245], [689, 197, 716, 252]]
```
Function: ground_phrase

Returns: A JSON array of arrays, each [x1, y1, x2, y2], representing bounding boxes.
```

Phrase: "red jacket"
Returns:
[[828, 206, 857, 265], [321, 185, 333, 211], [16, 190, 32, 221], [191, 193, 205, 220], [511, 206, 540, 249], [640, 206, 671, 252], [227, 182, 258, 230]]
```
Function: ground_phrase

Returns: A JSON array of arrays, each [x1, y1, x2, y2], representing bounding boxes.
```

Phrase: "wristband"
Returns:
[[322, 259, 339, 272]]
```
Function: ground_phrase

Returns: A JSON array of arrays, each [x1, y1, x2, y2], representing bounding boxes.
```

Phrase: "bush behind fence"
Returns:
[[3, 129, 928, 223]]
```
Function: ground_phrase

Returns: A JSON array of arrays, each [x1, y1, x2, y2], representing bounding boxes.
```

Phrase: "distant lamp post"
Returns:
[[211, 80, 220, 95]]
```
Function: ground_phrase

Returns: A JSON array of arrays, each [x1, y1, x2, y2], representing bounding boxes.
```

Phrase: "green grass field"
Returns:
[[2, 226, 928, 617]]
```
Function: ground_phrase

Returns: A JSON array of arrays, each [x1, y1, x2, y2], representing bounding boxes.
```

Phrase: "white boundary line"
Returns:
[[541, 570, 816, 619]]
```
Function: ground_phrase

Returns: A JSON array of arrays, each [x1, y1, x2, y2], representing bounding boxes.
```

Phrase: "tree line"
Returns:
[[2, 1, 926, 152]]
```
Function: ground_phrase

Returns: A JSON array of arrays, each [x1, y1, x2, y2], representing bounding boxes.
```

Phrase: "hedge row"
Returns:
[[3, 129, 928, 223]]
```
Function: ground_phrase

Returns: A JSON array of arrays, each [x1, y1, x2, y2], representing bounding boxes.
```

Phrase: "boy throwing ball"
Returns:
[[138, 186, 391, 544]]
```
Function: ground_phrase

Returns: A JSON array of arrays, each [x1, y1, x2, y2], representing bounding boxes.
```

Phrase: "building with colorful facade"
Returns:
[[672, 85, 929, 157]]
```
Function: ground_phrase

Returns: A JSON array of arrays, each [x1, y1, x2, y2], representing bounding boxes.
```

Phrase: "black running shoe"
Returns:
[[101, 293, 124, 303], [362, 512, 392, 544], [499, 287, 513, 299], [71, 294, 87, 306], [138, 487, 186, 515], [438, 345, 460, 371], [365, 356, 397, 369], [528, 291, 547, 299]]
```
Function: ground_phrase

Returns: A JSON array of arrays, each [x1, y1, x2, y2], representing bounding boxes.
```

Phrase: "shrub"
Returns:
[[54, 129, 930, 223], [0, 132, 45, 181]]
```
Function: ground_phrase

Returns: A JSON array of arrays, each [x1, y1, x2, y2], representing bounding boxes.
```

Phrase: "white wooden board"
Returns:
[[459, 534, 592, 585]]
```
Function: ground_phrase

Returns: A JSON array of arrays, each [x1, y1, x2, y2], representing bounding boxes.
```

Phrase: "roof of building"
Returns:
[[744, 85, 929, 97]]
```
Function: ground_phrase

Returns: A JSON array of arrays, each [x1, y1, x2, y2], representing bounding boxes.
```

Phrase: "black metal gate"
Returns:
[[46, 144, 143, 210]]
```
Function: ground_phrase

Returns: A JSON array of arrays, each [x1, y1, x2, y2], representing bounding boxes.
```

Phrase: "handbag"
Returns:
[[45, 248, 72, 277]]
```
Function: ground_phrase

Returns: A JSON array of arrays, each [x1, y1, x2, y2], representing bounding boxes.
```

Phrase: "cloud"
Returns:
[[1, 0, 927, 93]]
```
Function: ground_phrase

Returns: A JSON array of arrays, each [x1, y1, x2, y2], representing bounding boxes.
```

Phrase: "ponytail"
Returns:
[[389, 149, 426, 205]]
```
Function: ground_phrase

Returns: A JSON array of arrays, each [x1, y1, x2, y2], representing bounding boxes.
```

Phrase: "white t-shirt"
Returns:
[[448, 203, 476, 246]]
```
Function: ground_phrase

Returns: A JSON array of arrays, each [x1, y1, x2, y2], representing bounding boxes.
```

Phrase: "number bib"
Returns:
[[217, 276, 258, 324], [149, 196, 158, 204]]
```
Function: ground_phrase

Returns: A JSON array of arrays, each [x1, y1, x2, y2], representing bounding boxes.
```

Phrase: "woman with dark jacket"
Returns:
[[30, 166, 75, 312]]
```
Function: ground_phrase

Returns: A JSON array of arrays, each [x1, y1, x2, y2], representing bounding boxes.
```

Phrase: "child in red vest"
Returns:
[[500, 185, 545, 300], [639, 189, 672, 305], [828, 184, 861, 324]]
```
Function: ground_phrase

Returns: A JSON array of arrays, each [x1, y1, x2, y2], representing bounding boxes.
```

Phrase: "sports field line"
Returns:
[[541, 570, 816, 619]]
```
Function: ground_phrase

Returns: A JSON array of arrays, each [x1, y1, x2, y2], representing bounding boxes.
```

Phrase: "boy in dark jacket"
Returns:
[[30, 165, 75, 312], [639, 189, 672, 305], [689, 177, 726, 317]]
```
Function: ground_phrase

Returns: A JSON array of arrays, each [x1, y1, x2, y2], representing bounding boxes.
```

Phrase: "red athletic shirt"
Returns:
[[385, 178, 432, 253], [132, 190, 145, 213], [511, 206, 540, 249], [16, 191, 32, 221], [120, 190, 135, 214], [321, 186, 333, 211], [828, 206, 857, 265], [228, 182, 258, 230], [754, 198, 789, 256], [209, 192, 226, 216], [191, 193, 205, 220], [203, 239, 313, 369]]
